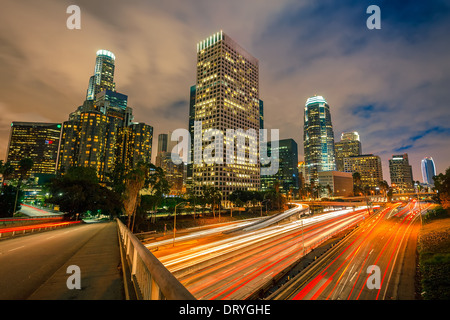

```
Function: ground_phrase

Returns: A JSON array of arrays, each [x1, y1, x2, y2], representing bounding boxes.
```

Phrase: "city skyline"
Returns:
[[1, 1, 450, 184]]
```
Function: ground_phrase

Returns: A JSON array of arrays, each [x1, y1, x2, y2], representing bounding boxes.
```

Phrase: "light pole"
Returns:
[[416, 185, 423, 225], [173, 202, 187, 247]]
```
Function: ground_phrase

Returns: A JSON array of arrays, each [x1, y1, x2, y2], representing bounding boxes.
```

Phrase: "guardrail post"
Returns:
[[131, 247, 137, 276], [150, 277, 160, 300]]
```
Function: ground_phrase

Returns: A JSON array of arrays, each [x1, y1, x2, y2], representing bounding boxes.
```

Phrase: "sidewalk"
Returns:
[[28, 221, 125, 300]]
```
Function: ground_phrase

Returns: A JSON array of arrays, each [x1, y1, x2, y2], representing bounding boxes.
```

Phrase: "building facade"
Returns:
[[58, 50, 153, 181], [335, 132, 362, 172], [6, 122, 62, 179], [303, 95, 336, 183], [193, 31, 261, 200], [261, 139, 299, 196], [318, 171, 354, 197], [343, 154, 383, 189], [421, 157, 436, 187], [389, 154, 414, 193], [86, 50, 116, 101]]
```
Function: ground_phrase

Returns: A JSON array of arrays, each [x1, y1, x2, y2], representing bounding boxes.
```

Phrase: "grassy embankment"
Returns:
[[417, 206, 450, 299]]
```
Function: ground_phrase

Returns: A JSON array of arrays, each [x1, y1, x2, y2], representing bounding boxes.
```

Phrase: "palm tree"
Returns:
[[352, 172, 362, 196], [378, 180, 390, 201], [123, 164, 147, 231]]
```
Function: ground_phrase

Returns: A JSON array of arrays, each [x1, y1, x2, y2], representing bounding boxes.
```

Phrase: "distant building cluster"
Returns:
[[1, 31, 437, 200]]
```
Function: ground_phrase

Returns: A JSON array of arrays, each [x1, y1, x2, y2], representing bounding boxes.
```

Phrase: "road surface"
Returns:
[[271, 201, 431, 300], [0, 221, 123, 300], [145, 206, 374, 300]]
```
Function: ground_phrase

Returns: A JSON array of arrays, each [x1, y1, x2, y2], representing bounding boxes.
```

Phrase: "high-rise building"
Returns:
[[421, 157, 436, 186], [6, 122, 62, 179], [303, 95, 336, 183], [115, 123, 153, 173], [335, 132, 362, 172], [261, 139, 299, 196], [186, 85, 196, 191], [86, 50, 116, 101], [343, 154, 383, 189], [58, 50, 153, 181], [193, 31, 261, 200], [389, 154, 414, 193]]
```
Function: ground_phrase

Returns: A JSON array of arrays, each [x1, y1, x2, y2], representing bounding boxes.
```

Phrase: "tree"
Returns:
[[46, 166, 122, 219], [433, 167, 450, 209], [123, 163, 149, 231], [0, 185, 24, 217], [377, 180, 390, 201], [0, 160, 14, 183], [353, 172, 362, 196]]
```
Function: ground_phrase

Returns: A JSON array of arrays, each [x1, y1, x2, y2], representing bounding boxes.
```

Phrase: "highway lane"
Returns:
[[147, 205, 374, 300], [273, 201, 431, 300], [0, 222, 111, 300]]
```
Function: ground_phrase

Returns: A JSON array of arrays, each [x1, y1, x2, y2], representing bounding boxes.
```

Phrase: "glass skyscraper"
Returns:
[[421, 157, 436, 186], [303, 95, 336, 183], [261, 139, 299, 196], [86, 50, 116, 101]]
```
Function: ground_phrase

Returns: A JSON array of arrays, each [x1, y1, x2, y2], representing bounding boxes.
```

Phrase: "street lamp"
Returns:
[[173, 202, 187, 247]]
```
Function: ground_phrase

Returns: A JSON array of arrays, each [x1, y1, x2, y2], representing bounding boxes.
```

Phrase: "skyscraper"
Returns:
[[86, 50, 116, 101], [335, 132, 362, 172], [389, 154, 414, 193], [6, 122, 62, 179], [261, 139, 299, 196], [186, 85, 196, 191], [303, 95, 336, 183], [421, 157, 436, 186], [58, 50, 153, 181], [193, 31, 261, 200]]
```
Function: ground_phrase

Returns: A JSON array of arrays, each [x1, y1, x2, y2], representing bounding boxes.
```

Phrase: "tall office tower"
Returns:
[[261, 139, 299, 196], [59, 50, 153, 181], [77, 111, 108, 180], [343, 154, 383, 189], [421, 157, 436, 186], [157, 133, 168, 156], [193, 31, 261, 200], [115, 123, 153, 174], [389, 154, 414, 193], [86, 50, 116, 101], [186, 85, 196, 191], [6, 122, 62, 179], [259, 100, 264, 130], [303, 95, 336, 183], [335, 132, 362, 172], [95, 90, 131, 176]]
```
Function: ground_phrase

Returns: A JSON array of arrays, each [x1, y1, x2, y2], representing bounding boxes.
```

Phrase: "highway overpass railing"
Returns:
[[116, 218, 196, 300]]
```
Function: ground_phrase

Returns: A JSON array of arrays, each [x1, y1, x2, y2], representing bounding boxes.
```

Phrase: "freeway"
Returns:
[[270, 200, 431, 300], [17, 204, 63, 217], [146, 205, 376, 300]]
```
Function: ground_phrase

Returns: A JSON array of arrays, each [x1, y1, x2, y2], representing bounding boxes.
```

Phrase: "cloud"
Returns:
[[0, 0, 449, 183]]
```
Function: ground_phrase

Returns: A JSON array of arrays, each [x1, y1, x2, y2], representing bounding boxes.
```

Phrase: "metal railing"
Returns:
[[116, 218, 196, 300]]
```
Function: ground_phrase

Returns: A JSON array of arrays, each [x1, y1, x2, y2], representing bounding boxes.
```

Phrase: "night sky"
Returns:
[[1, 0, 449, 184]]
